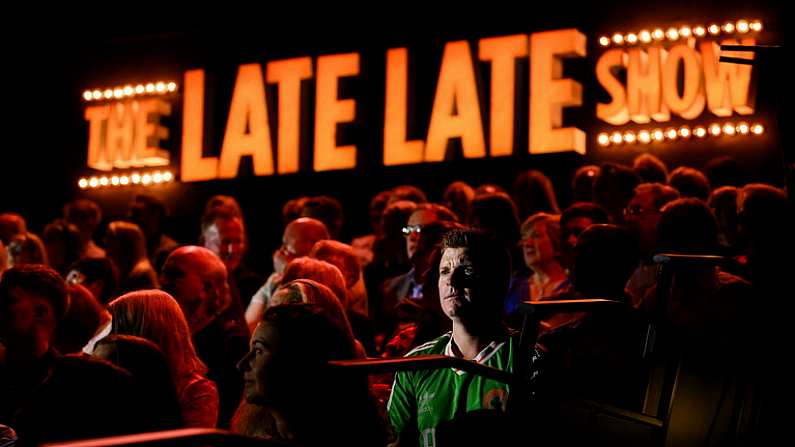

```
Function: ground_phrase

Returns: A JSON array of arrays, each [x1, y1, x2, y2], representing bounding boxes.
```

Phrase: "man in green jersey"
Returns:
[[388, 228, 538, 447]]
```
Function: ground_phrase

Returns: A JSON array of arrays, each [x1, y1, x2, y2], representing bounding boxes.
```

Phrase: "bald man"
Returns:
[[160, 246, 249, 428], [245, 218, 330, 330]]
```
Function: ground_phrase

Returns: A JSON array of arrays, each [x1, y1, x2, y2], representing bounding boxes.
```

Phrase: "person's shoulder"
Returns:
[[404, 332, 450, 357], [383, 272, 411, 290], [184, 373, 219, 395], [159, 235, 179, 251], [54, 353, 129, 377], [717, 269, 751, 288], [45, 355, 135, 398]]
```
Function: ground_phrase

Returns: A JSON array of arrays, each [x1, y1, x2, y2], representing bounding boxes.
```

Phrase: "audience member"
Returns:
[[201, 212, 263, 312], [704, 156, 742, 189], [624, 183, 680, 307], [388, 229, 540, 446], [234, 304, 386, 445], [0, 266, 146, 444], [571, 165, 600, 203], [161, 246, 248, 428], [632, 153, 668, 184], [592, 162, 641, 224], [668, 166, 710, 201], [442, 181, 475, 222], [128, 194, 178, 271], [104, 221, 159, 293], [512, 169, 561, 221], [351, 190, 392, 267], [63, 199, 105, 258], [6, 232, 48, 268], [559, 202, 609, 270], [42, 219, 83, 276], [108, 289, 219, 428], [246, 218, 330, 328], [93, 334, 183, 430], [0, 213, 26, 246], [52, 284, 109, 354], [65, 257, 120, 306], [300, 196, 344, 240]]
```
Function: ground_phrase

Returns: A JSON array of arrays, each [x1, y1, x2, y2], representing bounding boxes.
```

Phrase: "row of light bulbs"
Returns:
[[599, 19, 762, 48], [78, 170, 175, 189], [82, 82, 178, 102], [597, 122, 764, 147]]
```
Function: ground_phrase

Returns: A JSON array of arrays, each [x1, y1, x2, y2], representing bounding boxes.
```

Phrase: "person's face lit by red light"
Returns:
[[624, 191, 660, 253], [203, 218, 246, 273], [238, 322, 280, 405], [0, 287, 56, 350]]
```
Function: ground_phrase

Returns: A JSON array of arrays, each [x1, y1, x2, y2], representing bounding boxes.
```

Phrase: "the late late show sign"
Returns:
[[83, 26, 757, 183]]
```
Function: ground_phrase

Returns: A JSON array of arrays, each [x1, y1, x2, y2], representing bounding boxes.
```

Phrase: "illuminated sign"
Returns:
[[180, 29, 587, 183], [83, 81, 177, 172], [80, 20, 764, 187]]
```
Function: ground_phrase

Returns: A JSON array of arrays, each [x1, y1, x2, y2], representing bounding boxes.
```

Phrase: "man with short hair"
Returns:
[[161, 246, 248, 429], [384, 204, 458, 309], [0, 265, 144, 443], [624, 183, 680, 307], [245, 217, 330, 328], [201, 213, 263, 312], [387, 229, 539, 447]]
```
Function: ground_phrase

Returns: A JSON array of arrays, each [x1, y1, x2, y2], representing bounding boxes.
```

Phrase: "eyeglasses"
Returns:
[[65, 270, 86, 285], [623, 204, 658, 217], [401, 225, 422, 236]]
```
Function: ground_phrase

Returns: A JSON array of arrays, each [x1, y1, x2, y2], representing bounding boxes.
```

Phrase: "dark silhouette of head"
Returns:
[[65, 257, 120, 306], [571, 165, 600, 203], [668, 167, 710, 201], [512, 169, 560, 221], [300, 196, 344, 240], [632, 153, 669, 184], [572, 224, 638, 300], [657, 198, 719, 254], [593, 163, 641, 224], [469, 193, 521, 251]]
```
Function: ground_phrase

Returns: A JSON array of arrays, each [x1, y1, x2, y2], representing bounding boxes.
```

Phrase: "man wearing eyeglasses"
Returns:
[[384, 205, 458, 307], [624, 183, 680, 307]]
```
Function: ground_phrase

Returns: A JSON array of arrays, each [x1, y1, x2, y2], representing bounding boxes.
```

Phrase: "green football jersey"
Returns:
[[387, 332, 525, 447]]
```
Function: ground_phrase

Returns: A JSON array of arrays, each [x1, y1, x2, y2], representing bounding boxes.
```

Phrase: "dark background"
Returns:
[[2, 1, 787, 273]]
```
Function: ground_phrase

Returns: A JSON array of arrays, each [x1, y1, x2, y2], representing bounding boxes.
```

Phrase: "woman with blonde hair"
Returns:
[[108, 289, 219, 427], [104, 221, 158, 293], [520, 213, 570, 302]]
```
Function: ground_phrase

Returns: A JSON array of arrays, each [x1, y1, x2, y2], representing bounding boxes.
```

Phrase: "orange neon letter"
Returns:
[[181, 69, 219, 182], [219, 63, 275, 179], [314, 53, 360, 172], [425, 41, 486, 162], [267, 57, 313, 174], [479, 34, 528, 157], [530, 29, 586, 155], [384, 48, 424, 166]]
